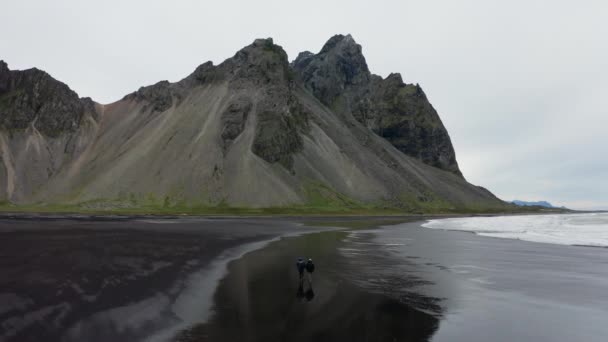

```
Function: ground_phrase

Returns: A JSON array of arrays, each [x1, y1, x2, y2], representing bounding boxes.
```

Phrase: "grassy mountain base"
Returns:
[[0, 184, 554, 216]]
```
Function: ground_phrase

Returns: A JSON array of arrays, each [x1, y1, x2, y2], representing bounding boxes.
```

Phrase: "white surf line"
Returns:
[[144, 227, 325, 342], [421, 213, 608, 247]]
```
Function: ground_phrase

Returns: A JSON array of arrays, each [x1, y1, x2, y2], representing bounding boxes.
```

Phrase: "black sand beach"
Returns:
[[177, 229, 439, 342], [0, 215, 323, 342], [1, 216, 607, 342]]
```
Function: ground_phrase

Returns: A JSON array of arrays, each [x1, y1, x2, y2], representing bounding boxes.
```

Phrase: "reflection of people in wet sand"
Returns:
[[305, 286, 315, 301], [296, 257, 316, 302], [296, 276, 315, 302], [296, 282, 305, 301]]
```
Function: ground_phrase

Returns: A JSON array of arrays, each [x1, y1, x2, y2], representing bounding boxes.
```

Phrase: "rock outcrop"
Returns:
[[0, 60, 97, 136], [0, 61, 100, 201], [221, 38, 309, 169], [0, 36, 504, 211], [292, 34, 462, 176]]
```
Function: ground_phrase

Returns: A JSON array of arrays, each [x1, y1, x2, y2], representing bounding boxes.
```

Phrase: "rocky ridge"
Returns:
[[0, 36, 504, 211], [0, 60, 98, 136]]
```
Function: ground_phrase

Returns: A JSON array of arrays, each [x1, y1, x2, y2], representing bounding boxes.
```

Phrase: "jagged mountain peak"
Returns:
[[292, 35, 370, 107], [384, 72, 404, 84], [183, 38, 293, 90], [232, 38, 286, 61], [123, 38, 293, 113], [292, 35, 462, 176], [319, 34, 358, 53], [0, 61, 98, 137], [317, 34, 369, 78], [224, 38, 291, 84], [0, 60, 8, 73], [291, 51, 314, 68]]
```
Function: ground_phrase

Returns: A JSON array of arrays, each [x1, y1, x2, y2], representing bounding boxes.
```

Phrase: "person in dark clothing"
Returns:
[[296, 257, 306, 281], [305, 258, 315, 284]]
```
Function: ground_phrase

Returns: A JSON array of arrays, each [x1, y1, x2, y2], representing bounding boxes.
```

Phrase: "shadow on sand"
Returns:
[[177, 231, 440, 342]]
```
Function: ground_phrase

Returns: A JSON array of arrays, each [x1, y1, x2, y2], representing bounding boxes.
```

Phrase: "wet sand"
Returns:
[[342, 221, 608, 342], [177, 230, 439, 342], [176, 218, 608, 342], [0, 215, 324, 342]]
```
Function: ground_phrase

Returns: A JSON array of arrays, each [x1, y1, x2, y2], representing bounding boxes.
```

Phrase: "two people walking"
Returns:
[[296, 257, 315, 301], [296, 257, 315, 283]]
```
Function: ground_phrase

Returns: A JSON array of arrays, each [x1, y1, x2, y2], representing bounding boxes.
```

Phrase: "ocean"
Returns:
[[422, 213, 608, 247]]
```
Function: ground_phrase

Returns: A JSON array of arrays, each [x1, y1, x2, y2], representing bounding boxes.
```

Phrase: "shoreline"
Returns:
[[364, 220, 608, 342], [3, 214, 606, 341], [421, 212, 608, 248], [0, 209, 584, 225]]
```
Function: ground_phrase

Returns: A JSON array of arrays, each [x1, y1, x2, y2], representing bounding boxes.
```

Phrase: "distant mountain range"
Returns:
[[0, 34, 507, 212], [512, 200, 561, 208]]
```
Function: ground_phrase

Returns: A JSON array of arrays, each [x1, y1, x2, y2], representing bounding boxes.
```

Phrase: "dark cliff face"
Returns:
[[205, 38, 309, 170], [292, 35, 462, 176], [0, 60, 96, 137], [292, 35, 371, 107], [227, 39, 309, 170]]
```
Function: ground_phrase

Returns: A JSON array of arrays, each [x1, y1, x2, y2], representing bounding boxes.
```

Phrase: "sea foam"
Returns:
[[422, 213, 608, 247]]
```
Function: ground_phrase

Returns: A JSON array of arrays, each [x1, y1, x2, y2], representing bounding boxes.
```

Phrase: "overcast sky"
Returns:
[[1, 0, 606, 209]]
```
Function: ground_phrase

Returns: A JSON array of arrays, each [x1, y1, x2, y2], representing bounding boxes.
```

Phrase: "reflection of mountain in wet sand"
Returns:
[[178, 231, 440, 342]]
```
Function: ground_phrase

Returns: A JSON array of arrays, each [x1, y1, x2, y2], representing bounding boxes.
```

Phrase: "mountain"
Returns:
[[0, 35, 506, 212], [292, 35, 461, 176], [512, 200, 556, 208]]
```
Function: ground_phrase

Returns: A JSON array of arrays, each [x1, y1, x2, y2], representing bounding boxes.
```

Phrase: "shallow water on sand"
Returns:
[[178, 230, 441, 342], [344, 221, 608, 342]]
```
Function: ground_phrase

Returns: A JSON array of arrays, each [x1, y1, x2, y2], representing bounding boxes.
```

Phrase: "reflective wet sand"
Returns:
[[0, 216, 319, 342], [178, 230, 440, 342]]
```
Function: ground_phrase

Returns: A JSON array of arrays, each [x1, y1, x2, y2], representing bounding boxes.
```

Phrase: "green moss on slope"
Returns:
[[0, 200, 551, 216]]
